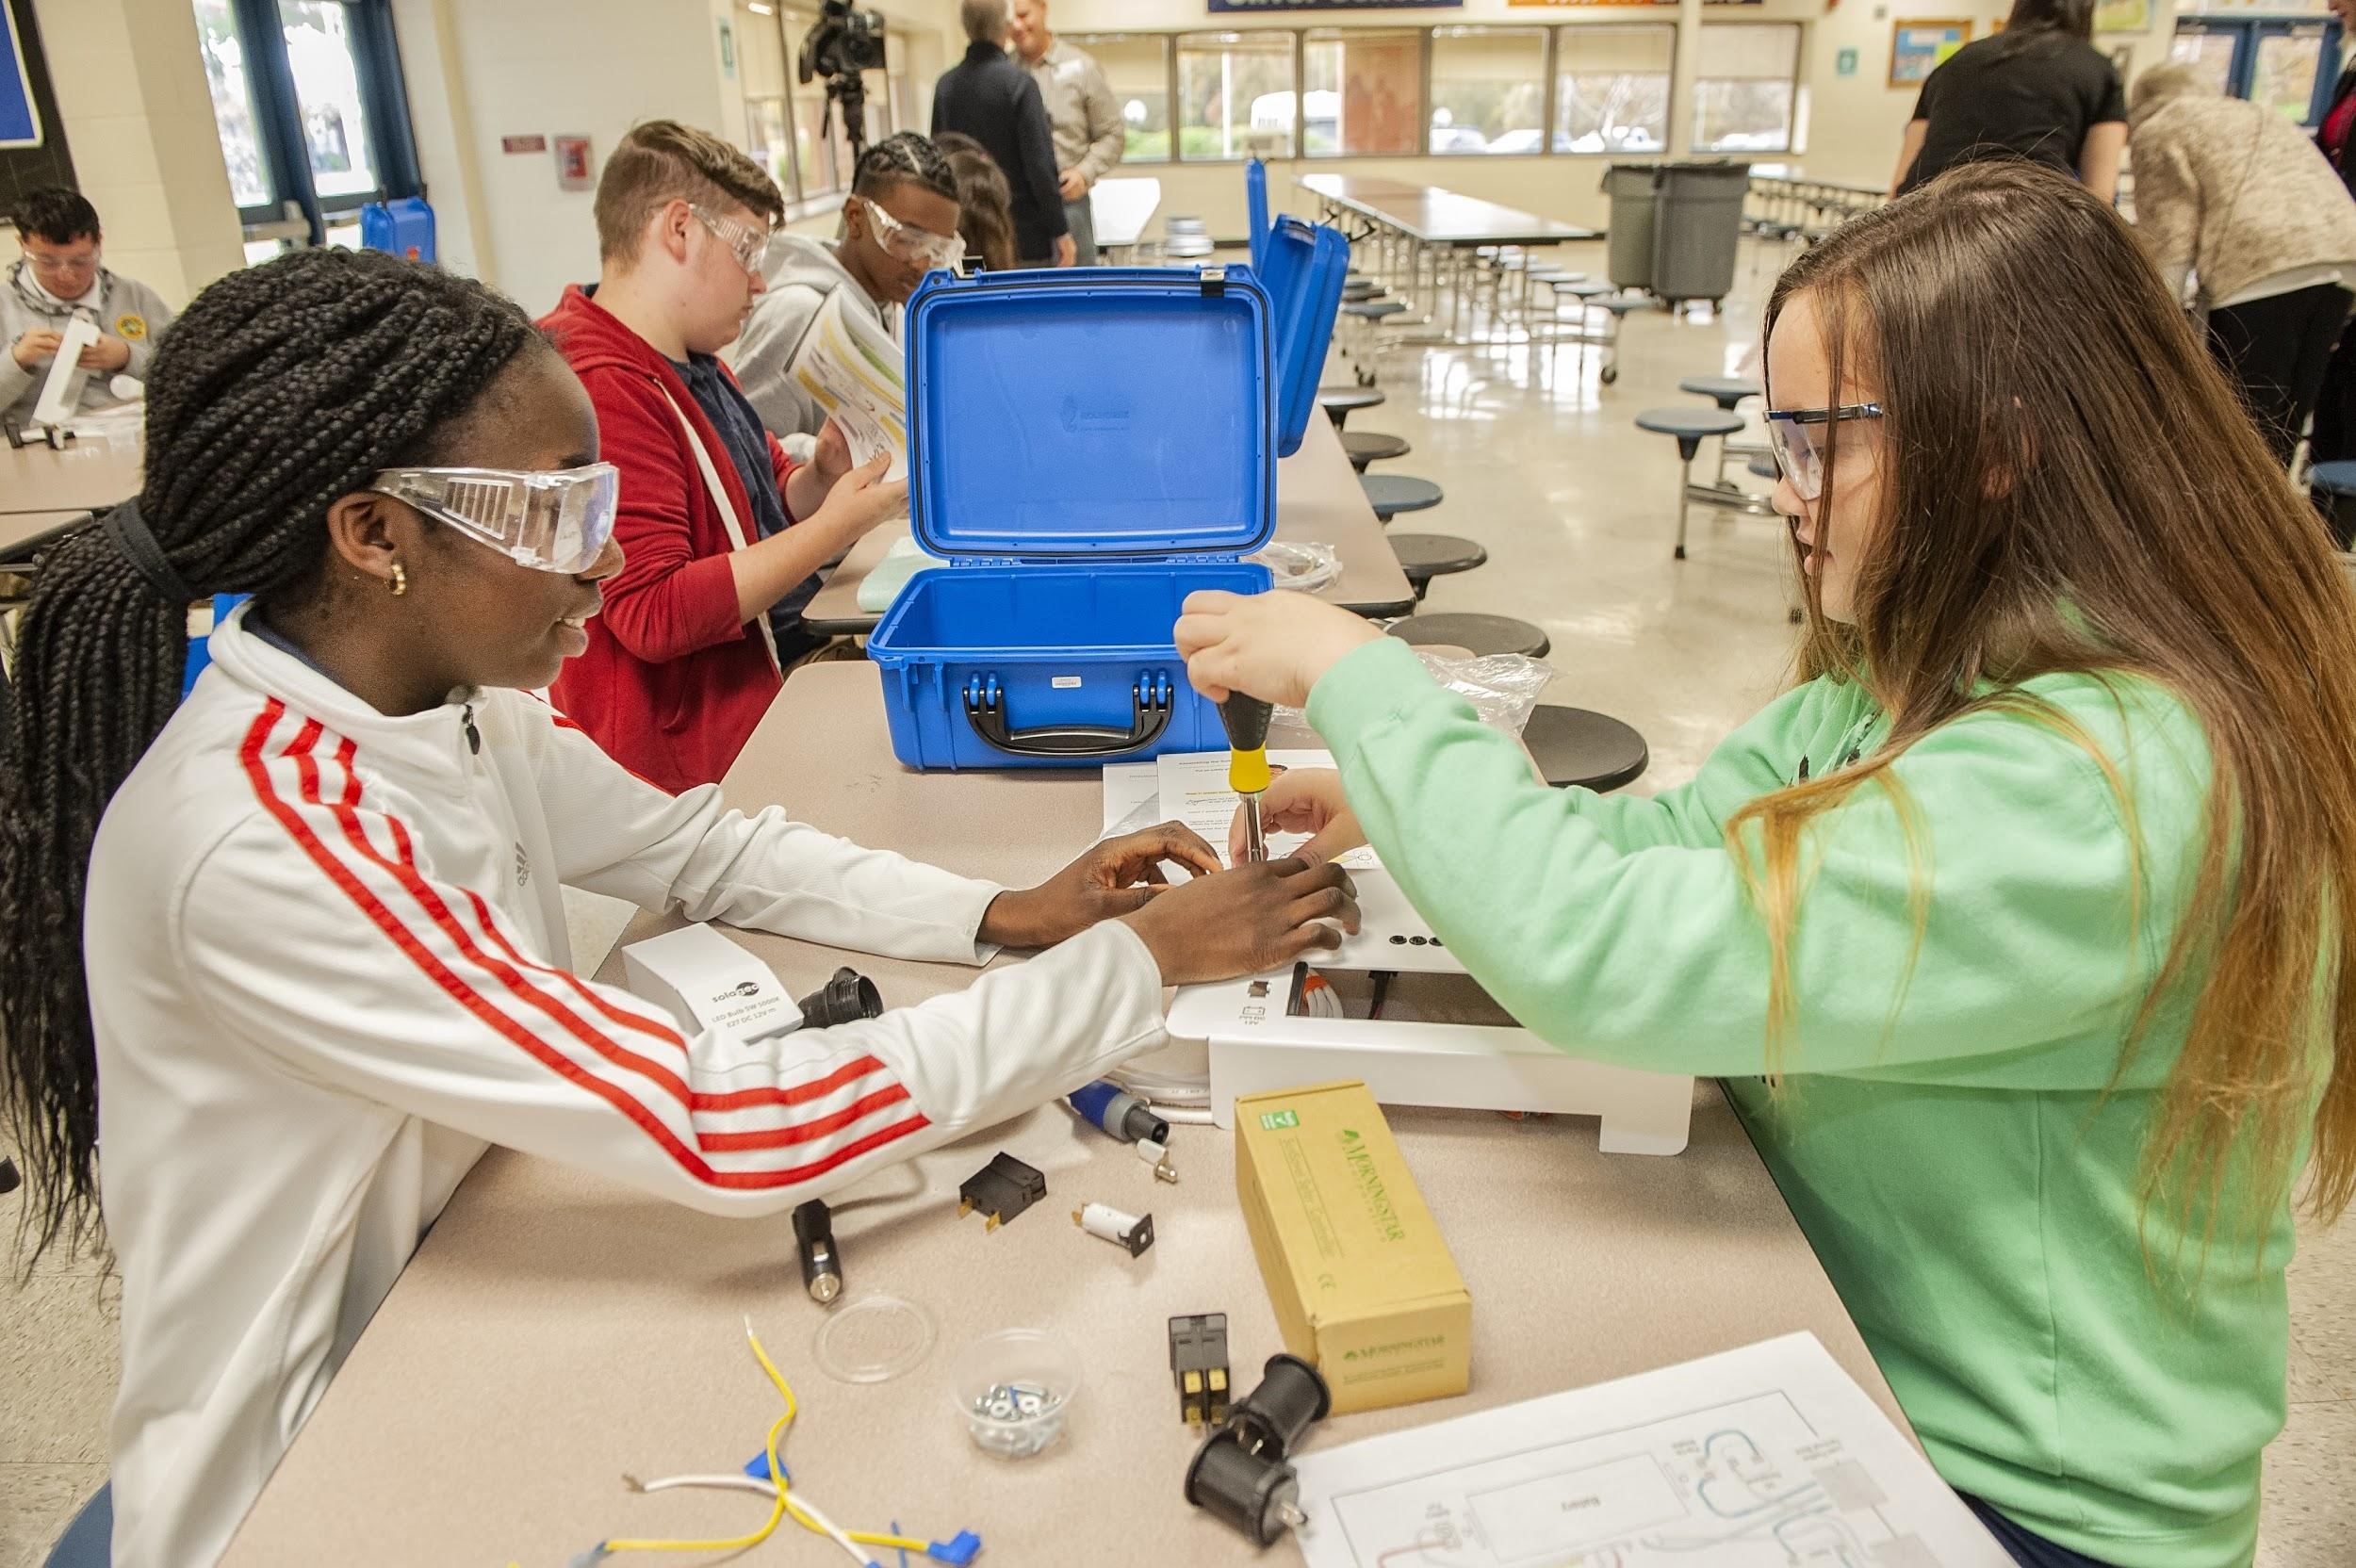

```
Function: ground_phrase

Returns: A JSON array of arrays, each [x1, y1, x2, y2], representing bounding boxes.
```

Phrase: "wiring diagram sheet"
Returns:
[[1289, 1333, 2012, 1568]]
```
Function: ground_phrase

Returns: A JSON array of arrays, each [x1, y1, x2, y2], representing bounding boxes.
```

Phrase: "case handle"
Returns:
[[961, 673, 1175, 759]]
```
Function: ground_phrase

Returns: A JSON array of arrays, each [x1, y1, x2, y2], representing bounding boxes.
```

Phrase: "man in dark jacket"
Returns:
[[932, 0, 1072, 267]]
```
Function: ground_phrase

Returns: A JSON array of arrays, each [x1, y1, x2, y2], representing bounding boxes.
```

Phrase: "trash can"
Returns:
[[1602, 165, 1658, 292], [1649, 162, 1750, 307]]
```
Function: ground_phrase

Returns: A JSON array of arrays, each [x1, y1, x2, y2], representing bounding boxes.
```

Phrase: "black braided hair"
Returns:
[[0, 246, 538, 1267], [853, 131, 958, 204]]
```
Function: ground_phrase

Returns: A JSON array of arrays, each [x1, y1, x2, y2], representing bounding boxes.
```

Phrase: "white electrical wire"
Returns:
[[1107, 1066, 1211, 1103], [627, 1474, 873, 1567], [1159, 1105, 1216, 1125]]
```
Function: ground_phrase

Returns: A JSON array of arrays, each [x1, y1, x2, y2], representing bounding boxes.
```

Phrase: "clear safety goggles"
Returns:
[[1764, 402, 1883, 502], [370, 463, 620, 575], [691, 203, 776, 276], [861, 198, 965, 270]]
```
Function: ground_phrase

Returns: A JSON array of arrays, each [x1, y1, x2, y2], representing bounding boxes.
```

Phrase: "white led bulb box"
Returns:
[[622, 923, 802, 1045], [1164, 873, 1693, 1155]]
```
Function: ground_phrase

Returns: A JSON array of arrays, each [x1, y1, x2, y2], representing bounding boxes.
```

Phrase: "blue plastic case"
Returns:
[[867, 265, 1282, 771], [1247, 159, 1270, 270]]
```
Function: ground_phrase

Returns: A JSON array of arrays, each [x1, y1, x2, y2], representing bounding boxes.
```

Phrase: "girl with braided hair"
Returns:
[[0, 246, 1353, 1567], [734, 129, 966, 442]]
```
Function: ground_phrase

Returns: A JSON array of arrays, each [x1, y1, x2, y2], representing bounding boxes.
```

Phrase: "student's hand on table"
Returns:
[[1055, 235, 1078, 268], [79, 335, 132, 374], [807, 452, 906, 541], [1231, 768, 1365, 867], [10, 328, 61, 370], [1175, 589, 1383, 710], [1121, 857, 1360, 986], [980, 822, 1223, 949], [1058, 170, 1088, 202]]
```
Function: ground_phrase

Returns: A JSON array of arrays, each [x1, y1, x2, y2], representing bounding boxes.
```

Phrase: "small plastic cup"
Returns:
[[951, 1328, 1077, 1460]]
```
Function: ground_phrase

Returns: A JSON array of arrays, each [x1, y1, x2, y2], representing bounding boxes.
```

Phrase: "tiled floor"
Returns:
[[4, 239, 2352, 1562]]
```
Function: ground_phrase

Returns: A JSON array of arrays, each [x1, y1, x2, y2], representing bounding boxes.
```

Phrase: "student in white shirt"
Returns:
[[0, 246, 1355, 1568]]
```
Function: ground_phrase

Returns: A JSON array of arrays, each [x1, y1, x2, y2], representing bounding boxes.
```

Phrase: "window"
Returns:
[[278, 1, 379, 200], [737, 0, 798, 199], [1427, 26, 1546, 156], [1072, 35, 1174, 162], [193, 0, 270, 208], [2174, 16, 2343, 128], [1693, 22, 1800, 155], [1301, 28, 1420, 157], [1178, 31, 1297, 161], [1556, 24, 1671, 155], [191, 0, 419, 239]]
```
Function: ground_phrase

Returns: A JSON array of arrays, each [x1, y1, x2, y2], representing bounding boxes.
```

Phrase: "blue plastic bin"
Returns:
[[1257, 216, 1350, 458], [360, 198, 435, 263], [868, 264, 1282, 771]]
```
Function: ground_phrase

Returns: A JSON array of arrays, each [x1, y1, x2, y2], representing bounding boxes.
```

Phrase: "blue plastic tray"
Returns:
[[1259, 217, 1350, 458], [869, 265, 1282, 771]]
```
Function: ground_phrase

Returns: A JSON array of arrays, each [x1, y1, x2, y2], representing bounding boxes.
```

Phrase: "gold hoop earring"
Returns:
[[389, 562, 408, 597]]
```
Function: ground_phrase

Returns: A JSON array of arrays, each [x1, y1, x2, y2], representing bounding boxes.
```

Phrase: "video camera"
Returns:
[[797, 1, 889, 158]]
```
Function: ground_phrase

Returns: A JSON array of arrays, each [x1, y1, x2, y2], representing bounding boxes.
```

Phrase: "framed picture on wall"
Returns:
[[2095, 0, 2153, 34], [1890, 20, 1972, 88]]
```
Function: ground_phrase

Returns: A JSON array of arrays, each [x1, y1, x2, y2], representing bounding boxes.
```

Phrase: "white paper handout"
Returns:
[[1288, 1332, 2011, 1568], [788, 289, 908, 482], [1154, 749, 1382, 872]]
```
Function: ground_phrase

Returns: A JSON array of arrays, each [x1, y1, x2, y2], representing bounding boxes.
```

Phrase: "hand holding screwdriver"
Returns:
[[1220, 694, 1274, 864]]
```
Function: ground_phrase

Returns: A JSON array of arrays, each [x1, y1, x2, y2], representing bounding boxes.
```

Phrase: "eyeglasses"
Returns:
[[371, 463, 621, 575], [860, 198, 965, 271], [1764, 402, 1884, 502], [25, 249, 99, 277], [689, 204, 776, 277]]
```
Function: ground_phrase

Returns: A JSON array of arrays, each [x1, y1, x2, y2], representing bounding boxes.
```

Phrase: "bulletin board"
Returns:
[[1890, 20, 1972, 88], [0, 0, 74, 218]]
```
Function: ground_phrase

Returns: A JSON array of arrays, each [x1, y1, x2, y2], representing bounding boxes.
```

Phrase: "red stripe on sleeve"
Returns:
[[236, 703, 928, 1191]]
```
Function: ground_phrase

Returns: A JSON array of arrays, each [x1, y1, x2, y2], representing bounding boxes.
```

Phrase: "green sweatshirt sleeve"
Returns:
[[1306, 636, 2202, 1084]]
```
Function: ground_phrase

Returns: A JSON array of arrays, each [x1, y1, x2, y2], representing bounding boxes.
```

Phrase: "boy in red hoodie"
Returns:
[[540, 121, 905, 792]]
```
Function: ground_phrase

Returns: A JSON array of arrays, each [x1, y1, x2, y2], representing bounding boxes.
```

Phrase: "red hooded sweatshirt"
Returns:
[[539, 285, 795, 793]]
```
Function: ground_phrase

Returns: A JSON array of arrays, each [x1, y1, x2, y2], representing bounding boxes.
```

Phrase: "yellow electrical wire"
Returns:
[[595, 1319, 934, 1563]]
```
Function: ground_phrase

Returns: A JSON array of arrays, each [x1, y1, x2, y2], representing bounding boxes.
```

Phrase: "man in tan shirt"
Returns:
[[1010, 0, 1123, 265]]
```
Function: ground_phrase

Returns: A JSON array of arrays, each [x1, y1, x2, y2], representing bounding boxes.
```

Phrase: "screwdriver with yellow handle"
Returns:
[[1219, 694, 1274, 864]]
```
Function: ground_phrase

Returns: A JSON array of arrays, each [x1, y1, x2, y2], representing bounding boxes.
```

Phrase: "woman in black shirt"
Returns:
[[1890, 0, 2128, 203]]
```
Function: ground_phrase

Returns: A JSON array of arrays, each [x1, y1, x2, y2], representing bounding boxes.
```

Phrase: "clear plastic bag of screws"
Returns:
[[1269, 648, 1553, 743], [1249, 541, 1343, 595]]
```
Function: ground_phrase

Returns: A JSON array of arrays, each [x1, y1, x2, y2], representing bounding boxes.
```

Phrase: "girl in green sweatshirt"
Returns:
[[1175, 161, 2356, 1568]]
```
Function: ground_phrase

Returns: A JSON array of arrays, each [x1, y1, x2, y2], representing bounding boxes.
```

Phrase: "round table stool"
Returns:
[[1361, 473, 1444, 522], [1524, 704, 1649, 792], [1389, 532, 1487, 600], [1388, 612, 1550, 660], [1341, 430, 1412, 472]]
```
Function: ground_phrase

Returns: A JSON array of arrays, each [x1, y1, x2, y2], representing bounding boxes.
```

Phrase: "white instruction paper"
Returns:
[[787, 289, 908, 482], [1289, 1332, 2010, 1568]]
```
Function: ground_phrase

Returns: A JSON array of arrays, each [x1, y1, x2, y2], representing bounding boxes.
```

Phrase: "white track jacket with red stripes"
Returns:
[[84, 603, 1167, 1568]]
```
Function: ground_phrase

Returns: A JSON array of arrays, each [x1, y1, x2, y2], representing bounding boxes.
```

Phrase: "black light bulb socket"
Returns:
[[796, 968, 882, 1030], [1225, 1353, 1332, 1462], [1184, 1429, 1301, 1548]]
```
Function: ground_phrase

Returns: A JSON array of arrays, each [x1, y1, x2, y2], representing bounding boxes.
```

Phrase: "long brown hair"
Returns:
[[1743, 160, 2356, 1252], [932, 131, 1018, 272]]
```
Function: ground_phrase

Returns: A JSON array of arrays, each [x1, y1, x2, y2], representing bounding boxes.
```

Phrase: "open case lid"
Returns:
[[905, 266, 1277, 562], [1259, 217, 1350, 460], [1247, 159, 1270, 271]]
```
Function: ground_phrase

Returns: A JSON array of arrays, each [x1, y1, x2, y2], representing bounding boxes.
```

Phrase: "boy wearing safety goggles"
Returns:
[[735, 132, 966, 448], [540, 121, 903, 794]]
